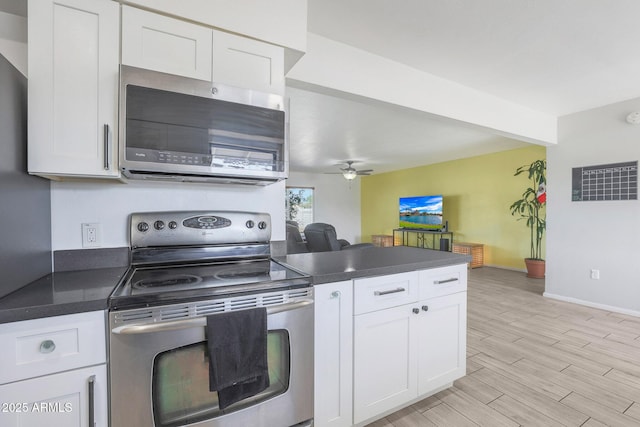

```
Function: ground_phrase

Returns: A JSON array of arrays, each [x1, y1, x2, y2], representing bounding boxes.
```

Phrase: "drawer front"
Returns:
[[354, 271, 419, 315], [419, 264, 467, 299], [0, 311, 106, 384]]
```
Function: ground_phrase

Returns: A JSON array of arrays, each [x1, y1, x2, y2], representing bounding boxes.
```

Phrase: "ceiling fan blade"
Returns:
[[356, 169, 373, 175]]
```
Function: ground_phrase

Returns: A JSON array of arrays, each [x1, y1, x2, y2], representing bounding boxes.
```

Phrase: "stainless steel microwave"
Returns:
[[118, 65, 288, 185]]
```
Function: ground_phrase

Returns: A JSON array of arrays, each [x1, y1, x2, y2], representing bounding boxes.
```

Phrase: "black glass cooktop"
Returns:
[[109, 259, 310, 310]]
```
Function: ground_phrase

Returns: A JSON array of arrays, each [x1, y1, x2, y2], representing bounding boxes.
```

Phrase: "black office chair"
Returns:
[[303, 223, 374, 252]]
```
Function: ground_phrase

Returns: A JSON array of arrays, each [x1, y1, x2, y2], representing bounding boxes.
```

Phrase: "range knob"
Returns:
[[154, 220, 165, 230], [258, 221, 267, 230], [246, 220, 255, 229], [168, 221, 178, 229], [137, 222, 149, 232]]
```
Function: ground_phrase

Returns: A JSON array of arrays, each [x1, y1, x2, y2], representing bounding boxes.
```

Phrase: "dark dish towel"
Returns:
[[206, 307, 270, 410]]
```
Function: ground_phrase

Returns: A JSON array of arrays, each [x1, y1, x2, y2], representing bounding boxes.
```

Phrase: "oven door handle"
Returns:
[[111, 299, 313, 335]]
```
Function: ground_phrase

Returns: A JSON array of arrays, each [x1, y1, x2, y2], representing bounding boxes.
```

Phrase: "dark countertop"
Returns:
[[275, 246, 471, 284], [0, 267, 127, 324], [0, 245, 469, 324]]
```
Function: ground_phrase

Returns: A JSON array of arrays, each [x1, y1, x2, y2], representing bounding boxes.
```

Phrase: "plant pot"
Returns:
[[525, 258, 545, 279]]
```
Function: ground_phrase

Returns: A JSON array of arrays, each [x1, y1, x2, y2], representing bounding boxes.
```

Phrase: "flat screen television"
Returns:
[[399, 195, 443, 230]]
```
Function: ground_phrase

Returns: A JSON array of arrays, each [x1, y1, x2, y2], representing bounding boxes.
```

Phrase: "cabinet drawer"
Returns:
[[0, 311, 106, 384], [354, 272, 419, 315], [419, 264, 467, 300]]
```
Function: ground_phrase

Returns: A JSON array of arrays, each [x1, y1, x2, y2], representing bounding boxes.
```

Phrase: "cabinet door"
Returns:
[[417, 292, 467, 395], [0, 364, 108, 427], [28, 0, 120, 178], [314, 281, 353, 427], [212, 30, 285, 95], [353, 304, 418, 424], [121, 6, 213, 81]]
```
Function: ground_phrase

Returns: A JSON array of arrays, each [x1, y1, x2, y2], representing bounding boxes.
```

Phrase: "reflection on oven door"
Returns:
[[153, 331, 289, 426], [109, 298, 313, 427]]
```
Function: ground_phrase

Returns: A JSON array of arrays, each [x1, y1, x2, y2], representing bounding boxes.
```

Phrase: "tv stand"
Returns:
[[393, 228, 453, 251]]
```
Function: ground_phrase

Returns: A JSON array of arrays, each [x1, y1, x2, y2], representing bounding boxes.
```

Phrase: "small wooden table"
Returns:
[[371, 235, 394, 247], [452, 242, 484, 268]]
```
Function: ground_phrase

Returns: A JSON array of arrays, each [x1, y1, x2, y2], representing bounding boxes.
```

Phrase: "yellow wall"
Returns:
[[361, 145, 546, 270]]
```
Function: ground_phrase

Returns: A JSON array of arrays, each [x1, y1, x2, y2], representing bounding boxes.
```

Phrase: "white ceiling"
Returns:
[[4, 1, 640, 176], [290, 0, 640, 175]]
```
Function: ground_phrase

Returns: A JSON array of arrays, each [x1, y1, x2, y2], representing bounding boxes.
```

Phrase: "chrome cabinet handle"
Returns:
[[39, 339, 56, 354], [412, 308, 420, 314], [374, 287, 405, 296], [88, 375, 96, 427], [422, 305, 429, 311], [434, 277, 458, 285], [103, 124, 110, 170], [330, 291, 341, 299]]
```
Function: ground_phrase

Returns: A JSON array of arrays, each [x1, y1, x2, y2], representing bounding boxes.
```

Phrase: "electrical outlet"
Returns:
[[82, 223, 101, 248], [590, 269, 600, 280]]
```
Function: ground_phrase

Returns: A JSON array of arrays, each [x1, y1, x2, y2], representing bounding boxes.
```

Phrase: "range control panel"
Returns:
[[130, 211, 271, 248]]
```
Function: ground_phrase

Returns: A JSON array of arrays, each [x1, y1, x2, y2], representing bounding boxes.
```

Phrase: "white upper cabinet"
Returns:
[[121, 6, 213, 81], [212, 30, 285, 95], [121, 6, 284, 94], [28, 0, 120, 179]]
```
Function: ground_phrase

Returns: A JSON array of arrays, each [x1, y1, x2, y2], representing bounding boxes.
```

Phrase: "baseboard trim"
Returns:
[[483, 264, 527, 273], [543, 292, 640, 318]]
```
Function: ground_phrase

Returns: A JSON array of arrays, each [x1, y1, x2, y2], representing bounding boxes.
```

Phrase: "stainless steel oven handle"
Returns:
[[111, 299, 314, 335]]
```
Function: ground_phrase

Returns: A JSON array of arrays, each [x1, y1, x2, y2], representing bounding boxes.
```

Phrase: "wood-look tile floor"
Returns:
[[366, 267, 640, 427]]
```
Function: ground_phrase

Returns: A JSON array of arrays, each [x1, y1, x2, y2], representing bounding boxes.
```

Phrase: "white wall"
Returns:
[[546, 97, 640, 315], [0, 11, 27, 76], [50, 180, 287, 250], [286, 171, 362, 244]]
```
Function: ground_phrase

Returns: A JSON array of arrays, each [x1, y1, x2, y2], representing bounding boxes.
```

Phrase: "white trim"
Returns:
[[483, 264, 527, 273], [543, 292, 640, 318]]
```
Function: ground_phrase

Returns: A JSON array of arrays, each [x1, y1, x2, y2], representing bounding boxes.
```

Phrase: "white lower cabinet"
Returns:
[[417, 292, 467, 395], [313, 265, 467, 427], [353, 303, 418, 423], [314, 281, 353, 427], [0, 311, 108, 427], [0, 364, 108, 427]]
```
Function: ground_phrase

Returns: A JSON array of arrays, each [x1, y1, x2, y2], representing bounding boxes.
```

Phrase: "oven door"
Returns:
[[109, 298, 313, 427]]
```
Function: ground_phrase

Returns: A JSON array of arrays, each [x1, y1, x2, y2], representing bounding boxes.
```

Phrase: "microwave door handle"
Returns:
[[111, 299, 313, 335]]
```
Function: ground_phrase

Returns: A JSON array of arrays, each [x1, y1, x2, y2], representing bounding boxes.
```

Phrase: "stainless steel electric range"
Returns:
[[108, 211, 313, 427]]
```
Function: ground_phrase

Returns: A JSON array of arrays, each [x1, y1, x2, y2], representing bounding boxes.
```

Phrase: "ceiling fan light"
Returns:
[[343, 170, 357, 180]]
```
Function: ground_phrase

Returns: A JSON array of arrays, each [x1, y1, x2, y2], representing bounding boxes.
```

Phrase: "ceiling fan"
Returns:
[[330, 161, 374, 180]]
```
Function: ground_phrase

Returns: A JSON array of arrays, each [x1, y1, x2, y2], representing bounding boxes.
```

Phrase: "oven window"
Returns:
[[152, 330, 290, 427]]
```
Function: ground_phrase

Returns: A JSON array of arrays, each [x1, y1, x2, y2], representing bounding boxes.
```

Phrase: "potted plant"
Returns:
[[509, 159, 546, 278]]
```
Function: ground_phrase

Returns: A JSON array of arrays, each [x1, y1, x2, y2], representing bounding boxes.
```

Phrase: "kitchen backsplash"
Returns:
[[50, 179, 287, 251]]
